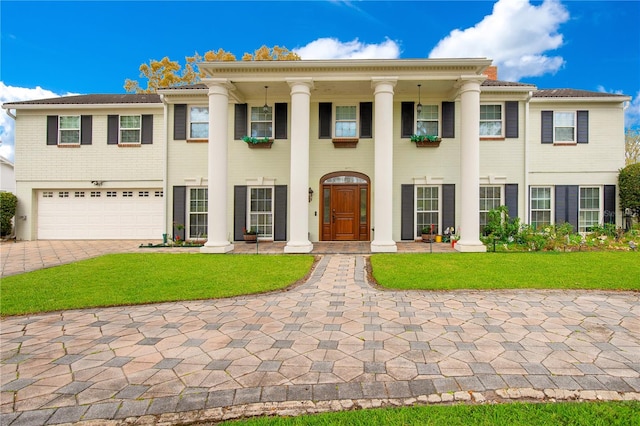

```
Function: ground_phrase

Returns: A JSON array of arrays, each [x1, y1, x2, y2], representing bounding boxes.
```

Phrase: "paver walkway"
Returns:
[[1, 253, 639, 425]]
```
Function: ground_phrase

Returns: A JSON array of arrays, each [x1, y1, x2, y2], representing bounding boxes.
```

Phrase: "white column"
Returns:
[[284, 79, 314, 253], [201, 82, 234, 253], [455, 78, 486, 252], [371, 78, 397, 253]]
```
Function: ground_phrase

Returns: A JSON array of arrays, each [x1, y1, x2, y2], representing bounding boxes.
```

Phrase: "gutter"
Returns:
[[3, 106, 16, 120]]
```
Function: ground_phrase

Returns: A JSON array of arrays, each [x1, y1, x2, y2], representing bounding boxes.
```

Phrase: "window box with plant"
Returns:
[[411, 134, 442, 147], [242, 136, 273, 149]]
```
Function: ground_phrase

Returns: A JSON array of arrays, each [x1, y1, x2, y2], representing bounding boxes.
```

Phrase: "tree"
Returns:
[[0, 192, 17, 237], [241, 45, 300, 61], [626, 127, 640, 165], [618, 163, 640, 226], [125, 46, 299, 93]]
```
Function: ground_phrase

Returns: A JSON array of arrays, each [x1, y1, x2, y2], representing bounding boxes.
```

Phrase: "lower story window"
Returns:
[[189, 188, 208, 239], [530, 187, 552, 230], [480, 186, 502, 230], [579, 187, 600, 233], [249, 187, 273, 238], [416, 186, 439, 236]]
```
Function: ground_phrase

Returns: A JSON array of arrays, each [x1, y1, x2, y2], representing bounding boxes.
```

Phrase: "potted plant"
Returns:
[[243, 136, 273, 149], [410, 134, 442, 147], [243, 227, 258, 243], [421, 226, 435, 243]]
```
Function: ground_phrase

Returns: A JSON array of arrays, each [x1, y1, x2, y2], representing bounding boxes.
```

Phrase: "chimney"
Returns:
[[483, 66, 498, 81]]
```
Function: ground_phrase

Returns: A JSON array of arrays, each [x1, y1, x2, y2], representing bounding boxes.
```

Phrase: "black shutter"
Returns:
[[505, 101, 519, 138], [173, 186, 186, 241], [319, 102, 332, 139], [275, 103, 288, 139], [604, 185, 616, 224], [141, 114, 153, 144], [577, 110, 589, 144], [80, 115, 92, 145], [401, 184, 414, 240], [401, 102, 414, 138], [234, 104, 248, 140], [555, 185, 578, 231], [442, 184, 456, 234], [107, 115, 119, 145], [234, 186, 248, 241], [442, 101, 455, 138], [174, 104, 187, 140], [505, 184, 518, 218], [360, 102, 373, 138], [541, 111, 553, 143], [274, 185, 287, 241], [47, 116, 58, 145]]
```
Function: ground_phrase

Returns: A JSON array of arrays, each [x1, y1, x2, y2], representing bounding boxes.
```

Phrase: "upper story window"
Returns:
[[59, 116, 81, 144], [554, 112, 575, 142], [416, 105, 439, 136], [480, 104, 502, 137], [189, 107, 209, 139], [250, 106, 273, 138], [120, 115, 141, 144], [335, 105, 357, 138]]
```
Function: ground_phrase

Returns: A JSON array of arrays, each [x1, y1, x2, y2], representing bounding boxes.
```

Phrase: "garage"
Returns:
[[37, 189, 164, 239]]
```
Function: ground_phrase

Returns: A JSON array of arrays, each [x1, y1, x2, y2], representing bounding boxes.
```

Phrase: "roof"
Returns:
[[533, 89, 628, 98], [3, 93, 161, 107]]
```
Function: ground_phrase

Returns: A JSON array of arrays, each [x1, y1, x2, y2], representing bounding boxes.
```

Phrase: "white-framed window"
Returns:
[[59, 116, 81, 144], [415, 186, 440, 236], [248, 187, 273, 238], [334, 105, 357, 138], [480, 186, 503, 229], [480, 104, 503, 137], [119, 115, 141, 144], [530, 187, 552, 230], [43, 191, 53, 198], [554, 111, 576, 143], [189, 106, 208, 139], [250, 106, 273, 138], [579, 187, 601, 233], [188, 188, 208, 239], [416, 105, 439, 136]]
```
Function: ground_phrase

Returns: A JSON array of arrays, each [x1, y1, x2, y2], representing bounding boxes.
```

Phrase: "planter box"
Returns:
[[246, 141, 273, 149], [415, 140, 441, 148], [243, 234, 258, 243], [332, 138, 358, 148]]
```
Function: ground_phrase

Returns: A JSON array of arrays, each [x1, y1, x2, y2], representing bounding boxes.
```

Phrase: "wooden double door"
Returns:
[[320, 173, 370, 241]]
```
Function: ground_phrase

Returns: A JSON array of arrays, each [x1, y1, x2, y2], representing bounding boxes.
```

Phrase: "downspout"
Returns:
[[523, 91, 533, 225], [3, 107, 17, 120], [160, 94, 169, 239]]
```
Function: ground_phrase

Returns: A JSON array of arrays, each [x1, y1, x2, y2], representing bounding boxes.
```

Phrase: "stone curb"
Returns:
[[37, 389, 640, 426]]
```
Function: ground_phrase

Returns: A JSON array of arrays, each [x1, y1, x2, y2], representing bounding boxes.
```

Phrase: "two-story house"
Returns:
[[2, 59, 629, 253]]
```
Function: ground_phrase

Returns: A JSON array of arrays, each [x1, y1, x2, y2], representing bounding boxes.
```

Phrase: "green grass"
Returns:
[[370, 252, 640, 291], [220, 401, 640, 425], [0, 254, 314, 316]]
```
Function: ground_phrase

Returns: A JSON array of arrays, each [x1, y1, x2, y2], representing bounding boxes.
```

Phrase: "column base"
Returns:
[[200, 242, 234, 254], [284, 241, 314, 253], [371, 240, 398, 253], [454, 240, 487, 253]]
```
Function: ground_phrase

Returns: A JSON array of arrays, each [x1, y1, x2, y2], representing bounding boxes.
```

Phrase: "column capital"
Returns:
[[286, 78, 314, 92], [371, 77, 398, 92], [454, 76, 485, 94], [203, 78, 236, 94]]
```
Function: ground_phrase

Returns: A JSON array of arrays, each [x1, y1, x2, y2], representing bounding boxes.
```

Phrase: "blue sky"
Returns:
[[1, 0, 639, 160]]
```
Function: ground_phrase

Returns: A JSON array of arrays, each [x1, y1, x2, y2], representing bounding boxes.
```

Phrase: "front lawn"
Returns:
[[370, 252, 640, 291], [0, 254, 314, 316]]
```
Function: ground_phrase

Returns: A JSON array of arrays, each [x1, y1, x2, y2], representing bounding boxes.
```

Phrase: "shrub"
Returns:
[[619, 163, 640, 217], [0, 192, 18, 236]]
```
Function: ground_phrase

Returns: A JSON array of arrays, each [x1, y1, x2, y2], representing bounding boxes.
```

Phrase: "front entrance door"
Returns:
[[320, 172, 370, 241]]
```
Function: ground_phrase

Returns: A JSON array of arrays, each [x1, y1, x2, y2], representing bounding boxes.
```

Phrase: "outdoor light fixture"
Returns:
[[417, 84, 423, 114], [308, 187, 314, 202], [263, 86, 270, 113]]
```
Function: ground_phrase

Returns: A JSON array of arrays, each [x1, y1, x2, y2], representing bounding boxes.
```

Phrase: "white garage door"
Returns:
[[38, 189, 164, 239]]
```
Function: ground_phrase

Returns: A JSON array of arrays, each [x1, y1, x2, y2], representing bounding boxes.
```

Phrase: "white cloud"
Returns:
[[294, 37, 401, 60], [0, 82, 79, 162], [429, 0, 569, 81]]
